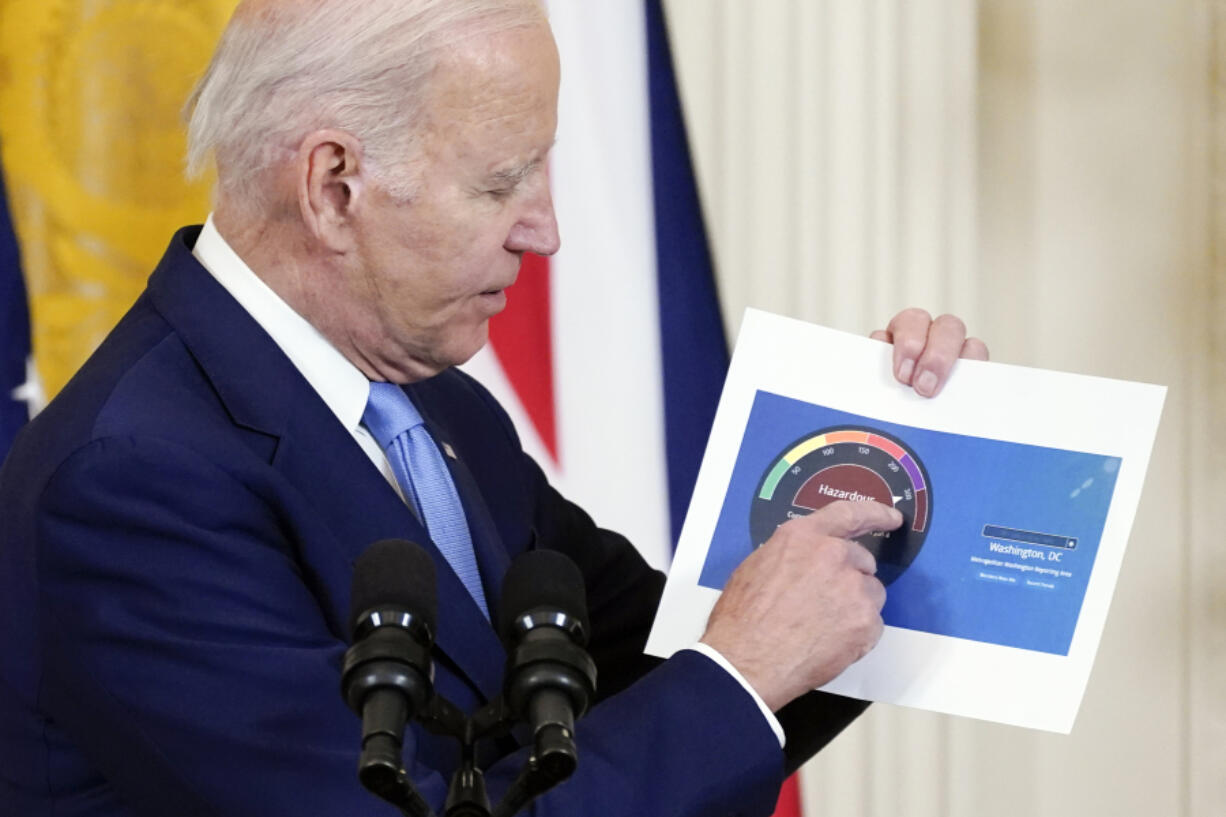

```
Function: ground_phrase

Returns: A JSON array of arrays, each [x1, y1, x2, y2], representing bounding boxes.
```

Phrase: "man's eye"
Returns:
[[486, 186, 515, 199]]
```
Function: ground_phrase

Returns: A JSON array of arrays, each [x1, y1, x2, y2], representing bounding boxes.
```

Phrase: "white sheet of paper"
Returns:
[[645, 309, 1166, 733]]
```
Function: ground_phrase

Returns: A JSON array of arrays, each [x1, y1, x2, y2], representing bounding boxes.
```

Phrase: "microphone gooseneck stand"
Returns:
[[345, 649, 437, 817], [488, 607, 595, 817], [343, 542, 596, 817]]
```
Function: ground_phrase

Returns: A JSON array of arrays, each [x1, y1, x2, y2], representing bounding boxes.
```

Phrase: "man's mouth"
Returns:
[[478, 289, 508, 311]]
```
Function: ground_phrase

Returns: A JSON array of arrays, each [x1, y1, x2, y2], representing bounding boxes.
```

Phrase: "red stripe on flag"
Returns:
[[771, 775, 802, 817], [488, 252, 558, 464]]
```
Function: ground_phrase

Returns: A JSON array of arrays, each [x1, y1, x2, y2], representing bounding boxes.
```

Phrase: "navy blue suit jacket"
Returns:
[[0, 228, 863, 816]]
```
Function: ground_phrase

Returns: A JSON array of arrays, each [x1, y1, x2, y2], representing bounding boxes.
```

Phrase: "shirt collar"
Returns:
[[191, 213, 370, 435]]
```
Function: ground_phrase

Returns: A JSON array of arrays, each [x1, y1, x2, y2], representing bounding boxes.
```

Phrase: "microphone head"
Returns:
[[496, 549, 589, 643], [349, 539, 438, 639]]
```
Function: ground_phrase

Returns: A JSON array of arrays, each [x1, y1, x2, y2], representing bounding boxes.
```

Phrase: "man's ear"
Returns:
[[296, 129, 366, 252]]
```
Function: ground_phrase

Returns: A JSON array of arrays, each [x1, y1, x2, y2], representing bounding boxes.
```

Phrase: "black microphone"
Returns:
[[496, 549, 597, 786], [341, 539, 438, 816]]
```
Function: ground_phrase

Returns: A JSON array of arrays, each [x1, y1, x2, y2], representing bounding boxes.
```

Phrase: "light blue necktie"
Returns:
[[363, 382, 489, 619]]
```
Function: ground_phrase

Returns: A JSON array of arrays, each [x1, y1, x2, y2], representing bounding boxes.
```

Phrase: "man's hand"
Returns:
[[700, 500, 902, 713], [870, 308, 989, 397]]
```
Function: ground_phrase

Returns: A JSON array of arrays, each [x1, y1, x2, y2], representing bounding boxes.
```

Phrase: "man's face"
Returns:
[[347, 21, 561, 381]]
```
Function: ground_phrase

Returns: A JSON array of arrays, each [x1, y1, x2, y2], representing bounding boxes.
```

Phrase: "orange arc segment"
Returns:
[[825, 430, 869, 445]]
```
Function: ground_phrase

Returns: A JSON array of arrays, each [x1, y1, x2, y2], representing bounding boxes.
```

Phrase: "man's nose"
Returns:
[[505, 171, 561, 257]]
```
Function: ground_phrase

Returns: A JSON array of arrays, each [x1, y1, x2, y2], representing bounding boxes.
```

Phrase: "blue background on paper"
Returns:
[[698, 390, 1122, 655]]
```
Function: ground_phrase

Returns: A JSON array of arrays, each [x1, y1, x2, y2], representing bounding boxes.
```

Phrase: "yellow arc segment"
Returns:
[[783, 429, 871, 465], [783, 434, 829, 464]]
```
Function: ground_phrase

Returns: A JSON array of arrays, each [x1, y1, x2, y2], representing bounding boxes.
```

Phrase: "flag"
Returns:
[[0, 153, 32, 461], [463, 2, 803, 814]]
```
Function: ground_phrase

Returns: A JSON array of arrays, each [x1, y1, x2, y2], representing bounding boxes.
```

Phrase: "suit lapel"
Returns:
[[146, 229, 506, 702], [272, 410, 507, 703]]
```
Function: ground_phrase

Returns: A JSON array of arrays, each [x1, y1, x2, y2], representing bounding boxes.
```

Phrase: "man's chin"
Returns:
[[433, 325, 492, 373], [374, 324, 490, 382]]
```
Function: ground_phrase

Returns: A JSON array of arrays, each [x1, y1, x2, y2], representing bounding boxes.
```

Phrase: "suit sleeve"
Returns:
[[35, 435, 401, 817], [524, 462, 871, 779], [35, 435, 787, 817], [451, 369, 870, 801]]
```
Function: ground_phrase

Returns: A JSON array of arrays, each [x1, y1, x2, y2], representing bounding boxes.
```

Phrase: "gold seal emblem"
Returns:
[[0, 0, 238, 396]]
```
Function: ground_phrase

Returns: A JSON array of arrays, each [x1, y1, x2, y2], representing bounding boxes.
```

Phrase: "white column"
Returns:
[[1190, 4, 1226, 814], [665, 0, 978, 342]]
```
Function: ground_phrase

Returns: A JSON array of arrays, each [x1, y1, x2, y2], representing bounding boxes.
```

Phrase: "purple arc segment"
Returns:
[[900, 454, 924, 488]]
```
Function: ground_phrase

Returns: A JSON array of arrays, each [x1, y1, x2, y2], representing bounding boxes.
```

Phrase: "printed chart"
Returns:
[[647, 309, 1167, 731], [699, 391, 1121, 656]]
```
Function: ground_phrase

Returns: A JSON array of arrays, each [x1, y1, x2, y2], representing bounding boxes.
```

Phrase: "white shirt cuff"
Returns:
[[685, 643, 786, 748]]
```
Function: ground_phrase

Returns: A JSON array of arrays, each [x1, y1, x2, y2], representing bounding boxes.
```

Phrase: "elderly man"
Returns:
[[0, 1, 986, 815]]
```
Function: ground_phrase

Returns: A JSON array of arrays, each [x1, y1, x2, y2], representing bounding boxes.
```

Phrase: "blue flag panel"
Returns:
[[646, 0, 731, 549], [0, 158, 31, 459]]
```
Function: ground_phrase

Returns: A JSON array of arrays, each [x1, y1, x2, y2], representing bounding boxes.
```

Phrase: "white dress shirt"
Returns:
[[191, 215, 404, 504], [190, 214, 785, 747]]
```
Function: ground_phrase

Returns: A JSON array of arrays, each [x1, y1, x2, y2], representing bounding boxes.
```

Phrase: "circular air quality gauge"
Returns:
[[749, 426, 932, 586]]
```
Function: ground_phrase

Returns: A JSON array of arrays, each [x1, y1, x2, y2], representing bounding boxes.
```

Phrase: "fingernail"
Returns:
[[915, 370, 938, 397], [897, 359, 914, 383]]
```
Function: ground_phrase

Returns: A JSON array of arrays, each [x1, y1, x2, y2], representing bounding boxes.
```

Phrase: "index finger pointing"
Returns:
[[806, 499, 904, 540]]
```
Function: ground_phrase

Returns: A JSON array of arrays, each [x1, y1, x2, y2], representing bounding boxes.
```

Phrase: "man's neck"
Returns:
[[211, 205, 375, 376]]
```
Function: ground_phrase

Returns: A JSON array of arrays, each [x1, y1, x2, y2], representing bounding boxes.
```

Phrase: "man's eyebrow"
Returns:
[[488, 162, 538, 186], [487, 141, 556, 185]]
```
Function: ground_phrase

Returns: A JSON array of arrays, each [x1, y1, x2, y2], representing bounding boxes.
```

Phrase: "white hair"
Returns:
[[185, 0, 546, 205]]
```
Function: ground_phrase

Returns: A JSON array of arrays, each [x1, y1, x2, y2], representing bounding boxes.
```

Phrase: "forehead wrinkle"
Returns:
[[425, 20, 557, 116], [430, 68, 546, 127], [420, 55, 556, 176], [389, 17, 556, 192]]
